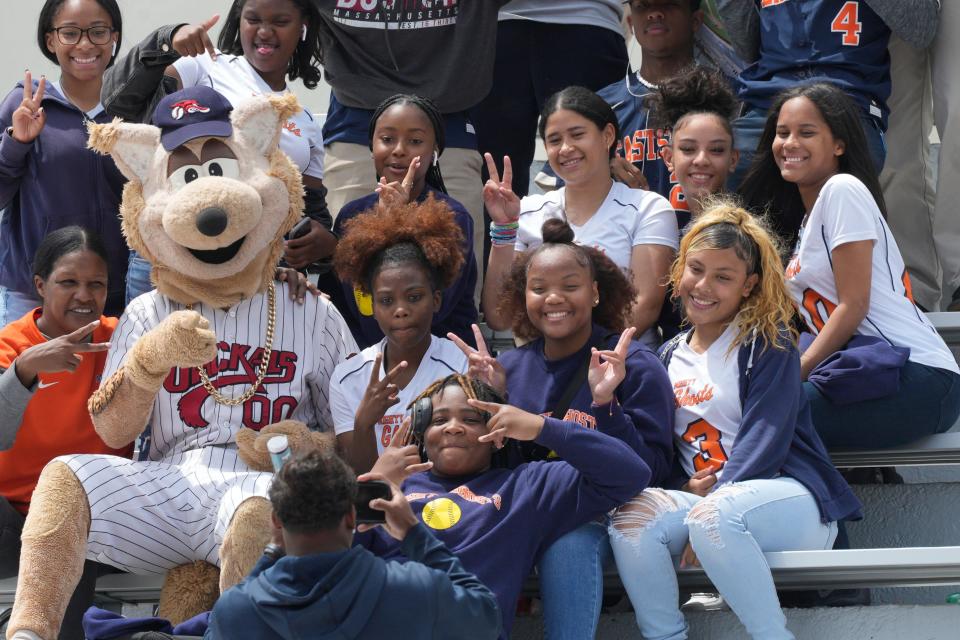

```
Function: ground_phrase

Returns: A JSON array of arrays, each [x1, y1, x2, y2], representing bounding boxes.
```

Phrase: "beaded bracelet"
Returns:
[[489, 220, 519, 246]]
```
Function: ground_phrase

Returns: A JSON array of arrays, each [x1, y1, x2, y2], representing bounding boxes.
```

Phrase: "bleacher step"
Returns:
[[511, 604, 960, 639]]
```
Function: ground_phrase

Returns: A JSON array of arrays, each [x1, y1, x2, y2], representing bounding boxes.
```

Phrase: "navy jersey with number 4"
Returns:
[[737, 0, 891, 128]]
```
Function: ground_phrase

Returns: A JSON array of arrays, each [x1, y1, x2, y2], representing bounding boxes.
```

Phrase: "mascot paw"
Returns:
[[159, 561, 220, 626], [155, 310, 218, 369], [236, 420, 335, 471]]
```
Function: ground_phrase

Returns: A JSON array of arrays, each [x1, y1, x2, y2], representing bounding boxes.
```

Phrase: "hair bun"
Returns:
[[541, 218, 576, 244], [648, 66, 737, 130]]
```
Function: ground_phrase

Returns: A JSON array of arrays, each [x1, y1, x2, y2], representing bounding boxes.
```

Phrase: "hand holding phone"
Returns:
[[355, 479, 391, 524], [355, 473, 420, 540]]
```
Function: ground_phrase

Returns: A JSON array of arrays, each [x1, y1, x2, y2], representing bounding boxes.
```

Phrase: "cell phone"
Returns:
[[355, 479, 392, 524], [289, 217, 312, 240]]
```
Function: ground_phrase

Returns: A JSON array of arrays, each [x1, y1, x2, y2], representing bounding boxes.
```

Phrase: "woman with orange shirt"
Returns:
[[0, 226, 131, 640]]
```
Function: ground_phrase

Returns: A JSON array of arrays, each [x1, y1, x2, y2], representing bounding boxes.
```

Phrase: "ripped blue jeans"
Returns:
[[608, 477, 837, 640]]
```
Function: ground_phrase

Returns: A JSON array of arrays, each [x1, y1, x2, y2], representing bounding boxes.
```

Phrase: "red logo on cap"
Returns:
[[170, 100, 211, 121]]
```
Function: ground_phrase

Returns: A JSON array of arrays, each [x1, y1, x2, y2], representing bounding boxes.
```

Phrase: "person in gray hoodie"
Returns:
[[205, 449, 501, 640]]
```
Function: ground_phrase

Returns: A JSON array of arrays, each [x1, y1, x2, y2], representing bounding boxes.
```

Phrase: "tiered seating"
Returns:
[[2, 317, 959, 637]]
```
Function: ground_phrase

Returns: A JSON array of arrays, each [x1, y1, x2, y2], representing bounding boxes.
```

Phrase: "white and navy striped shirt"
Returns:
[[104, 282, 359, 460]]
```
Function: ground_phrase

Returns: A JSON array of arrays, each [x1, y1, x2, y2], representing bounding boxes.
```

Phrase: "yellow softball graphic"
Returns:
[[421, 497, 462, 530]]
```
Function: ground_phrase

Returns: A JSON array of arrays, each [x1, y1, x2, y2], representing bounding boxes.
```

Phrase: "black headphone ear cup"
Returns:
[[412, 397, 432, 442], [411, 396, 432, 463]]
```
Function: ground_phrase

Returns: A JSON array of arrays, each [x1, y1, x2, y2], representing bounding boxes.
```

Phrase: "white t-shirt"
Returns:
[[785, 174, 957, 373], [174, 53, 325, 179], [329, 335, 468, 454], [516, 182, 678, 270], [668, 324, 742, 480]]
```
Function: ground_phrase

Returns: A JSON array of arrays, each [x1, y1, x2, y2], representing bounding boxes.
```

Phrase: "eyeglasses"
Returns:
[[50, 26, 114, 46]]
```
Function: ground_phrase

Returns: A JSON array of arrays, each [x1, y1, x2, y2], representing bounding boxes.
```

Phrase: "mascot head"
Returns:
[[88, 86, 303, 307]]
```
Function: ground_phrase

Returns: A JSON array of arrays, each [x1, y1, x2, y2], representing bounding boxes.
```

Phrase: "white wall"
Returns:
[[1, 0, 331, 115]]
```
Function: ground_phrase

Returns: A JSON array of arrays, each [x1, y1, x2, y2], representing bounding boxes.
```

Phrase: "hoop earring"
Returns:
[[301, 25, 307, 42]]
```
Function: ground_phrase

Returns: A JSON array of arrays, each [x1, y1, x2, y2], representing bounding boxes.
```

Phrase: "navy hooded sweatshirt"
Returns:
[[206, 522, 500, 640], [660, 330, 863, 523], [498, 324, 675, 485], [361, 416, 651, 638], [0, 81, 128, 315]]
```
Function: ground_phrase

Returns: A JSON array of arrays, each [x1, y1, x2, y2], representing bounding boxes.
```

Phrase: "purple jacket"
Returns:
[[0, 82, 128, 315]]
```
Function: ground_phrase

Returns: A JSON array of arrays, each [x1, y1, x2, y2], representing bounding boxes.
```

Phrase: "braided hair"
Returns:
[[368, 94, 448, 194], [408, 374, 513, 467]]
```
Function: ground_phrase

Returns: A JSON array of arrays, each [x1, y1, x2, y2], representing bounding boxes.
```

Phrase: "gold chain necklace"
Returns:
[[187, 282, 277, 406]]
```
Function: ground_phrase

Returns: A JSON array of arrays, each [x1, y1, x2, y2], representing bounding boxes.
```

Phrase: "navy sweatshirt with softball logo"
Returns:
[[360, 418, 651, 638]]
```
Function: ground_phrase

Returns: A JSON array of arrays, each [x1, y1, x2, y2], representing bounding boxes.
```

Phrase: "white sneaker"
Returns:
[[681, 592, 728, 611]]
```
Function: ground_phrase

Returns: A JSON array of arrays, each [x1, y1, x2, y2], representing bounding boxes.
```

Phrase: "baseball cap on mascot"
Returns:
[[154, 86, 233, 151]]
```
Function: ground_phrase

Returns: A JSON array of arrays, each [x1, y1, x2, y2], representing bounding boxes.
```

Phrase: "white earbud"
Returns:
[[111, 42, 117, 57], [432, 149, 439, 166], [301, 25, 307, 42]]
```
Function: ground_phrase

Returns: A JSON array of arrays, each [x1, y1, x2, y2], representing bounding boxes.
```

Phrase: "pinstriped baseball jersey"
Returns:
[[104, 281, 359, 460], [55, 281, 359, 572]]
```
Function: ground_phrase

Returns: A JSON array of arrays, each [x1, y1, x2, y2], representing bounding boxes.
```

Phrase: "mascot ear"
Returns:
[[87, 119, 161, 185], [230, 94, 301, 158]]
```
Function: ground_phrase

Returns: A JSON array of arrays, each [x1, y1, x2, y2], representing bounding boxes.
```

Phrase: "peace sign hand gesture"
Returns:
[[468, 399, 544, 450], [446, 324, 506, 395], [354, 353, 408, 432], [376, 157, 420, 210], [482, 153, 520, 224], [11, 71, 47, 145], [588, 327, 636, 406], [14, 320, 110, 388]]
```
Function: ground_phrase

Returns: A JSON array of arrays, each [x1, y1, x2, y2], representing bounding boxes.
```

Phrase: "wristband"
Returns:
[[489, 221, 518, 246]]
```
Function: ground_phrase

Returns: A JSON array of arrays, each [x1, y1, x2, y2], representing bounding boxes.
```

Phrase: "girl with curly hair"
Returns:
[[330, 198, 471, 473], [609, 202, 862, 640], [450, 218, 674, 639], [331, 94, 478, 348], [359, 374, 651, 639]]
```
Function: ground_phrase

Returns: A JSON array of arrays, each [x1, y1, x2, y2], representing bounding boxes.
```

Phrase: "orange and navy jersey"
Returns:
[[785, 174, 957, 374], [596, 74, 686, 217], [738, 0, 891, 127], [0, 310, 130, 513], [667, 323, 743, 479]]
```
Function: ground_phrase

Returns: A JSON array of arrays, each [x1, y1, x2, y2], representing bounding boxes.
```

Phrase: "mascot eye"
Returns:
[[203, 158, 240, 180], [169, 164, 203, 190]]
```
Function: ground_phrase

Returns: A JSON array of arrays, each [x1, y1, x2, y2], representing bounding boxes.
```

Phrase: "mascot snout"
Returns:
[[161, 177, 263, 256]]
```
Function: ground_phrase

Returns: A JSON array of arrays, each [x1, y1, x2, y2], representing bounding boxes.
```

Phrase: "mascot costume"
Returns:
[[7, 86, 358, 640]]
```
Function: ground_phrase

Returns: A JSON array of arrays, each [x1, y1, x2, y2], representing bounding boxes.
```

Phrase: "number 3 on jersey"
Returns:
[[832, 1, 862, 46], [682, 418, 729, 472]]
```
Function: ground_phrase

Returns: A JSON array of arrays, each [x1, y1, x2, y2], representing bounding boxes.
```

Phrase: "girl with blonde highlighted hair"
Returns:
[[608, 201, 862, 640]]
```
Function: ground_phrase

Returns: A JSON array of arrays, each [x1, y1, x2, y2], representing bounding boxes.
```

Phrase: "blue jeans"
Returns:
[[125, 251, 154, 305], [729, 106, 887, 192], [609, 478, 837, 640], [537, 520, 613, 639], [0, 287, 39, 327], [806, 359, 960, 449]]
